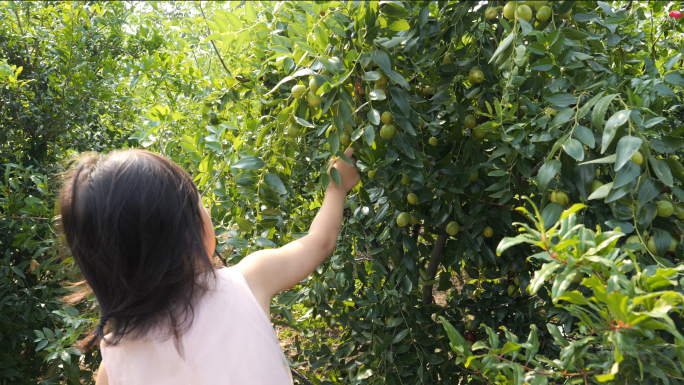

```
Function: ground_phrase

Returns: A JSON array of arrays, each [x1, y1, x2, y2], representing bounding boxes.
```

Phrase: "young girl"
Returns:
[[59, 148, 360, 384]]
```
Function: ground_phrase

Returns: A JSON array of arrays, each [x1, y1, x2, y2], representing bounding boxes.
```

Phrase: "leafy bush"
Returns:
[[442, 200, 684, 383]]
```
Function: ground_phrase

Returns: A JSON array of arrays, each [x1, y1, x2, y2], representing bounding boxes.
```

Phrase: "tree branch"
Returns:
[[196, 2, 249, 83], [291, 369, 314, 385], [422, 224, 448, 304]]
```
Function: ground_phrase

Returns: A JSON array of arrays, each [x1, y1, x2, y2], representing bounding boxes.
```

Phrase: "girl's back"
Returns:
[[58, 148, 359, 384], [100, 267, 292, 384]]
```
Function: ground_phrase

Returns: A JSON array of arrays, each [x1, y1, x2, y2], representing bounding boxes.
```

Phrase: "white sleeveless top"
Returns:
[[100, 267, 293, 384]]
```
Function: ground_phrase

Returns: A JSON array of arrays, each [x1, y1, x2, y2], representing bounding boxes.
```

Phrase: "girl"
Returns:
[[59, 148, 360, 384]]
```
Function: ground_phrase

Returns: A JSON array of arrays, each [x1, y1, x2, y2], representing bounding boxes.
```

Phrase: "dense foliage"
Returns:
[[2, 1, 684, 384]]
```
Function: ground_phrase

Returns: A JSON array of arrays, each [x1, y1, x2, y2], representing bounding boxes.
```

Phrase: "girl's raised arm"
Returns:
[[236, 148, 360, 314]]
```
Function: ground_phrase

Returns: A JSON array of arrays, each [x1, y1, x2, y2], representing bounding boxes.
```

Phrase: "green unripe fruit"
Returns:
[[446, 221, 460, 236], [407, 193, 418, 205], [513, 276, 519, 285], [309, 77, 319, 93], [291, 84, 306, 98], [507, 284, 518, 297], [503, 2, 516, 20], [464, 115, 477, 129], [340, 130, 351, 146], [464, 314, 476, 331], [442, 54, 452, 65], [469, 69, 484, 84], [381, 111, 393, 124], [647, 237, 657, 254], [368, 170, 376, 179], [536, 5, 552, 22], [485, 7, 498, 20], [550, 191, 557, 202], [669, 236, 678, 253], [307, 91, 322, 107], [483, 226, 493, 238], [516, 4, 533, 22], [555, 191, 569, 206], [674, 203, 684, 220], [303, 298, 313, 308], [596, 168, 601, 178], [409, 214, 420, 225], [534, 1, 549, 11], [631, 151, 643, 165], [656, 201, 674, 217], [590, 180, 603, 194], [473, 128, 485, 139], [380, 124, 396, 140], [558, 10, 572, 19], [468, 172, 478, 182], [572, 272, 584, 283], [287, 123, 301, 138], [428, 137, 438, 146], [401, 174, 410, 185], [397, 212, 410, 227]]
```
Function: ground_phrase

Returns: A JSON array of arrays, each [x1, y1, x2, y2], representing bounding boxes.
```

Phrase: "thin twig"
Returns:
[[196, 2, 250, 83], [290, 368, 314, 385], [0, 215, 53, 221]]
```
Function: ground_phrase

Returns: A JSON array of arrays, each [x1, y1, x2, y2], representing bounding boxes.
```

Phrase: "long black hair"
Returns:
[[58, 149, 215, 351]]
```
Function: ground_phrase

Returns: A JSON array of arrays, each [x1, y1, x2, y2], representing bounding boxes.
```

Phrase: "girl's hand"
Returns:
[[328, 148, 360, 193]]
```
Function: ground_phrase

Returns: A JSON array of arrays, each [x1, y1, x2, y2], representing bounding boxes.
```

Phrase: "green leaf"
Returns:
[[294, 117, 314, 128], [395, 135, 414, 159], [601, 109, 630, 154], [392, 329, 409, 344], [330, 167, 342, 187], [664, 72, 684, 87], [562, 139, 584, 161], [328, 132, 340, 154], [550, 108, 575, 127], [367, 109, 381, 125], [638, 178, 664, 206], [588, 182, 613, 200], [370, 49, 392, 75], [244, 1, 256, 22], [591, 94, 617, 132], [388, 19, 410, 31], [387, 87, 410, 116], [255, 237, 277, 248], [364, 125, 375, 146], [231, 156, 264, 170], [496, 235, 534, 255], [369, 89, 386, 100], [545, 92, 577, 107], [264, 173, 287, 195], [561, 28, 589, 40], [222, 10, 242, 29], [573, 125, 595, 148], [529, 262, 562, 294], [542, 202, 563, 229], [613, 161, 640, 188], [226, 237, 248, 249], [537, 160, 561, 192], [614, 136, 642, 171], [652, 228, 671, 256], [606, 183, 631, 203], [650, 157, 673, 187], [313, 25, 329, 50], [489, 33, 514, 64], [651, 136, 684, 153], [579, 154, 616, 165], [577, 91, 604, 119]]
